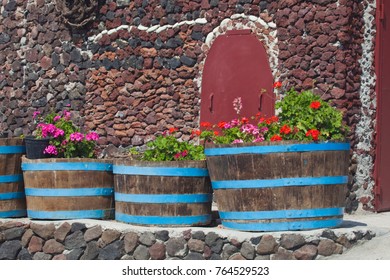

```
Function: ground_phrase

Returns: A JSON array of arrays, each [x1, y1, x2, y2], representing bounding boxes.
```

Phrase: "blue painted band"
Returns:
[[0, 174, 23, 183], [0, 192, 25, 200], [221, 218, 343, 231], [113, 165, 209, 177], [25, 187, 113, 197], [0, 145, 26, 154], [205, 142, 350, 156], [0, 210, 27, 218], [211, 176, 348, 189], [115, 193, 212, 204], [219, 207, 344, 220], [27, 209, 114, 219], [115, 212, 211, 225], [21, 162, 113, 172]]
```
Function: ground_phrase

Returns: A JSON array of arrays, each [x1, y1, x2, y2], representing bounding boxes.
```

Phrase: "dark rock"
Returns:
[[166, 237, 188, 257], [191, 32, 204, 41], [211, 239, 224, 254], [80, 241, 100, 260], [43, 239, 65, 254], [182, 229, 192, 240], [17, 248, 32, 260], [5, 0, 16, 11], [3, 227, 25, 240], [180, 56, 196, 67], [209, 253, 222, 260], [250, 236, 261, 245], [21, 229, 34, 247], [271, 247, 296, 260], [84, 225, 103, 242], [280, 234, 306, 250], [149, 243, 166, 260], [64, 231, 87, 250], [293, 244, 318, 260], [54, 222, 71, 242], [30, 223, 55, 240], [192, 231, 205, 240], [98, 240, 124, 260], [166, 37, 183, 49], [184, 252, 205, 260], [70, 48, 82, 63], [205, 232, 219, 246], [0, 33, 11, 44], [321, 230, 338, 241], [66, 248, 84, 260], [99, 229, 121, 247], [222, 244, 239, 260], [71, 223, 86, 233], [133, 244, 150, 260], [139, 232, 156, 246], [0, 240, 22, 259], [240, 241, 255, 260], [167, 57, 181, 69], [33, 252, 52, 260], [256, 235, 278, 255], [317, 239, 337, 256], [188, 239, 205, 253]]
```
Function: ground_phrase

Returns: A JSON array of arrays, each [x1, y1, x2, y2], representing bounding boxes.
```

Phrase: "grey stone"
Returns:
[[250, 236, 261, 245], [211, 239, 224, 254], [192, 231, 205, 240], [222, 244, 239, 260], [293, 244, 318, 260], [66, 248, 84, 260], [257, 235, 278, 255], [321, 229, 338, 241], [3, 227, 25, 240], [99, 229, 121, 247], [255, 255, 270, 260], [84, 225, 103, 242], [28, 236, 44, 253], [229, 253, 246, 260], [30, 223, 55, 240], [271, 248, 296, 260], [43, 239, 65, 254], [124, 232, 138, 253], [133, 245, 150, 260], [33, 252, 52, 260], [166, 237, 188, 257], [166, 37, 183, 48], [98, 240, 124, 260], [21, 229, 34, 247], [205, 232, 219, 246], [241, 241, 255, 260], [191, 32, 204, 41], [209, 253, 222, 260], [139, 232, 156, 246], [180, 56, 196, 67], [54, 222, 71, 242], [155, 230, 169, 241], [317, 239, 337, 256], [53, 254, 67, 260], [184, 252, 205, 260], [80, 241, 100, 260], [64, 231, 87, 250], [121, 255, 135, 260], [70, 48, 82, 62], [280, 234, 306, 250], [0, 33, 11, 44], [0, 240, 22, 259], [17, 248, 32, 260], [167, 57, 181, 69], [149, 243, 166, 260], [71, 222, 86, 233], [188, 239, 205, 253]]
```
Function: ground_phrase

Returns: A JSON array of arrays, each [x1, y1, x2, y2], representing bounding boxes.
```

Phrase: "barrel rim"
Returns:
[[113, 159, 207, 168]]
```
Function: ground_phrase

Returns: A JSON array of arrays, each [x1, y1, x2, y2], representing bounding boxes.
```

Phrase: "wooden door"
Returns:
[[200, 30, 275, 125], [375, 0, 390, 211]]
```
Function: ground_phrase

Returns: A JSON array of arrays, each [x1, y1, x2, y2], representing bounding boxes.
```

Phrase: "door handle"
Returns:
[[258, 94, 263, 112], [209, 93, 214, 112]]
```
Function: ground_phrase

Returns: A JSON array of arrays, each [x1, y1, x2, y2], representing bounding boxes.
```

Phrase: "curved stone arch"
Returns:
[[195, 14, 280, 101]]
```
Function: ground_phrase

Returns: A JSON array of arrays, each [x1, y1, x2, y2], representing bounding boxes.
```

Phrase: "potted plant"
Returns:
[[200, 86, 350, 231], [21, 108, 114, 220], [113, 128, 212, 227], [0, 130, 26, 218]]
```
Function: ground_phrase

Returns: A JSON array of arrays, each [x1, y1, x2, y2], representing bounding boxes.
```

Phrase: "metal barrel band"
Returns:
[[25, 187, 114, 197], [113, 165, 209, 177], [0, 146, 26, 154], [27, 209, 114, 219], [0, 210, 27, 218], [0, 174, 23, 183], [0, 192, 25, 200], [21, 162, 113, 172], [115, 212, 211, 225]]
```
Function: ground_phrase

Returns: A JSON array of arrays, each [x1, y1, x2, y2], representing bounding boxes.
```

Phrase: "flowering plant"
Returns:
[[138, 128, 206, 161], [200, 87, 348, 144], [31, 109, 99, 158]]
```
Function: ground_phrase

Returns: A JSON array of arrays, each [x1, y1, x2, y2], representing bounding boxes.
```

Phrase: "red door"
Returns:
[[200, 30, 275, 125], [375, 0, 390, 211]]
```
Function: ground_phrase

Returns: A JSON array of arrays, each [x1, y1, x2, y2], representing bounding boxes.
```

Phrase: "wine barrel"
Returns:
[[22, 157, 114, 220], [114, 160, 212, 227], [0, 138, 26, 218], [205, 141, 350, 231]]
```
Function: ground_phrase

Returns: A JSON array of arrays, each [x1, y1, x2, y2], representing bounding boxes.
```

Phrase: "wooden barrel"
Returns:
[[0, 138, 26, 218], [205, 141, 350, 231], [114, 160, 212, 227], [22, 157, 114, 220]]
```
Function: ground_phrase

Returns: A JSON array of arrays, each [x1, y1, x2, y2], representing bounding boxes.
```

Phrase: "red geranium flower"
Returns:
[[310, 101, 321, 110], [169, 127, 178, 133], [191, 129, 201, 136], [200, 122, 212, 128], [280, 124, 291, 135], [273, 81, 282, 89], [218, 121, 227, 129], [241, 117, 249, 124], [306, 129, 320, 141], [270, 134, 283, 141]]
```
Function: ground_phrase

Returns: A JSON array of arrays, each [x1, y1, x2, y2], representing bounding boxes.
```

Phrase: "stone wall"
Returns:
[[0, 219, 375, 260], [0, 0, 377, 211]]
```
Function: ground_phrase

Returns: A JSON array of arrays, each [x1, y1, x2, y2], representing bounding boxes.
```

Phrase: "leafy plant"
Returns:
[[140, 128, 206, 161], [31, 109, 99, 158]]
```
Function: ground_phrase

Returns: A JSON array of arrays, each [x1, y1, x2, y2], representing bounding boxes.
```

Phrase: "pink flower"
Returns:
[[233, 97, 242, 115], [181, 150, 188, 157], [230, 119, 240, 127], [85, 132, 99, 141], [53, 116, 61, 122], [232, 139, 244, 144], [70, 132, 84, 142], [253, 136, 265, 143], [53, 128, 64, 138], [43, 145, 58, 156], [241, 124, 259, 136], [33, 111, 40, 119], [63, 110, 71, 120]]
